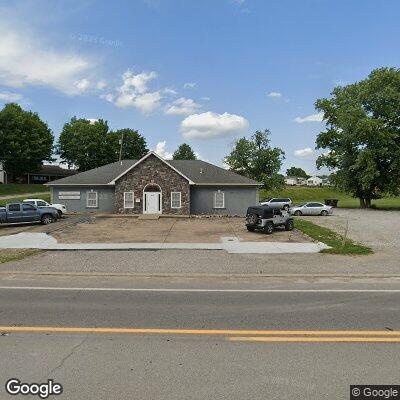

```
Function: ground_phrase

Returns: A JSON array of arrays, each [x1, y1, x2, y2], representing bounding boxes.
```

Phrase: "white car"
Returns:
[[289, 202, 333, 216], [259, 197, 292, 211], [23, 199, 67, 218]]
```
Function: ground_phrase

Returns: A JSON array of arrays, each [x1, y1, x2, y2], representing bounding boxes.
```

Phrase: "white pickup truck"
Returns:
[[23, 198, 67, 218]]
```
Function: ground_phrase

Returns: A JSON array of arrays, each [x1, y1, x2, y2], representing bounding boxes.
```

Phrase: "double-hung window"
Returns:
[[214, 191, 225, 209], [86, 191, 98, 208], [124, 192, 135, 209], [171, 192, 182, 209]]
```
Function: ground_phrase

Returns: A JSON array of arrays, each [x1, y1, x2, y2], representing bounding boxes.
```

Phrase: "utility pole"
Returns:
[[119, 131, 125, 164]]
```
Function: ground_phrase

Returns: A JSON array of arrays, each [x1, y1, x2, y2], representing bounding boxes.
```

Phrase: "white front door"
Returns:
[[144, 192, 162, 214]]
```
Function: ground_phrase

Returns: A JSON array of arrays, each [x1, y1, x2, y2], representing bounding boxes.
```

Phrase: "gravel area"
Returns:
[[301, 208, 400, 252], [1, 248, 399, 276]]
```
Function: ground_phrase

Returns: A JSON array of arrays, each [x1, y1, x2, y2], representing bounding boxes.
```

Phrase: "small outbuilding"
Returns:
[[46, 152, 260, 216]]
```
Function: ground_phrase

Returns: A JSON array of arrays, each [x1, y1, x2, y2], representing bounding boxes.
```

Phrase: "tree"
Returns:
[[57, 119, 148, 171], [286, 167, 309, 178], [106, 129, 148, 163], [172, 143, 197, 160], [0, 103, 53, 177], [57, 118, 110, 171], [224, 129, 285, 190], [315, 67, 400, 208]]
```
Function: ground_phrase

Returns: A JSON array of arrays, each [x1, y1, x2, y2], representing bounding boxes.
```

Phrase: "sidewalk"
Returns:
[[0, 232, 328, 254]]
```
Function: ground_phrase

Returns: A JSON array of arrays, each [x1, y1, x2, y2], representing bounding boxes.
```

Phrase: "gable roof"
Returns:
[[109, 152, 195, 184], [46, 152, 260, 186]]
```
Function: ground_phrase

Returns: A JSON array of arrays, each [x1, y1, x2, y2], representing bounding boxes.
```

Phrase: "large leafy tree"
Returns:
[[172, 143, 197, 160], [224, 129, 285, 190], [0, 103, 53, 176], [57, 118, 110, 171], [315, 67, 400, 208], [106, 129, 148, 162], [286, 167, 309, 178], [57, 119, 148, 171]]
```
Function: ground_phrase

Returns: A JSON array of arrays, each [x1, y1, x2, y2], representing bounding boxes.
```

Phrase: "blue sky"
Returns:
[[0, 0, 399, 174]]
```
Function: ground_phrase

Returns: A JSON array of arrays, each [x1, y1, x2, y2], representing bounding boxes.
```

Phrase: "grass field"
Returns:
[[261, 187, 400, 209], [0, 194, 51, 207], [0, 184, 49, 196], [294, 218, 372, 255]]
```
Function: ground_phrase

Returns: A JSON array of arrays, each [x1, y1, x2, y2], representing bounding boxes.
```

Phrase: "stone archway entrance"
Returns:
[[143, 184, 162, 214]]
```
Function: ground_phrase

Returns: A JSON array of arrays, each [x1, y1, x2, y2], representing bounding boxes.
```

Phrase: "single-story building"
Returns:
[[46, 152, 260, 216], [0, 163, 76, 184], [285, 176, 306, 186], [306, 176, 323, 186]]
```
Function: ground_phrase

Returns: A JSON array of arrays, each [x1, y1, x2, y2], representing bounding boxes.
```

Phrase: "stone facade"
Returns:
[[115, 154, 190, 215]]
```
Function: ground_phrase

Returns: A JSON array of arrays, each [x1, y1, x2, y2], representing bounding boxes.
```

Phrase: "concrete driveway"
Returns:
[[49, 216, 309, 244], [301, 208, 400, 253]]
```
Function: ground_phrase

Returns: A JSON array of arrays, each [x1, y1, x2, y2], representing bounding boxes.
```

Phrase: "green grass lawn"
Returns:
[[295, 218, 372, 255], [0, 194, 51, 207], [261, 186, 400, 210], [0, 184, 49, 196]]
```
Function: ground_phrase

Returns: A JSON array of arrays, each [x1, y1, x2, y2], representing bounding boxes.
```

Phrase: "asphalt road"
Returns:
[[1, 275, 399, 399]]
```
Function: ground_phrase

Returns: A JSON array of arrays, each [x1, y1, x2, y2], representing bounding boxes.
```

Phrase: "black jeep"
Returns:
[[245, 205, 294, 234]]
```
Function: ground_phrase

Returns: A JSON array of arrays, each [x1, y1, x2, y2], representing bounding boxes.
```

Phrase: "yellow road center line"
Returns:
[[1, 326, 400, 336], [228, 337, 400, 343]]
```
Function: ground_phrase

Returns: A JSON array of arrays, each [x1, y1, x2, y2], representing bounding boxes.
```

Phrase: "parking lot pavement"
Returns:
[[0, 215, 90, 237], [301, 208, 400, 252], [49, 216, 309, 244]]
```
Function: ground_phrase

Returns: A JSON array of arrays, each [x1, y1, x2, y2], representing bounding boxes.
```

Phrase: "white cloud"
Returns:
[[164, 87, 177, 95], [180, 111, 249, 139], [165, 97, 201, 116], [96, 80, 107, 90], [108, 69, 161, 114], [101, 93, 114, 102], [183, 82, 196, 89], [75, 78, 90, 92], [201, 96, 211, 101], [120, 70, 157, 94], [87, 118, 98, 125], [294, 147, 314, 157], [0, 28, 93, 95], [267, 91, 282, 98], [132, 91, 162, 113], [294, 112, 324, 123], [154, 141, 173, 159], [0, 91, 23, 102]]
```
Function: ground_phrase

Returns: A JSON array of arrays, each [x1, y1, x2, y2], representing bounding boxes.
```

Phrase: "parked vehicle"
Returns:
[[289, 202, 333, 216], [245, 205, 294, 234], [23, 198, 67, 218], [0, 203, 58, 225], [259, 197, 292, 211]]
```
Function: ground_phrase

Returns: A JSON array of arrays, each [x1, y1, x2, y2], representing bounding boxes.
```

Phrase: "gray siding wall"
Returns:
[[190, 186, 259, 216], [52, 186, 115, 213]]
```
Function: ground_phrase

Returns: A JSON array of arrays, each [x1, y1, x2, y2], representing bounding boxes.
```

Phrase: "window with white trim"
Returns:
[[214, 191, 225, 209], [171, 192, 181, 209], [86, 191, 98, 208], [124, 192, 135, 208]]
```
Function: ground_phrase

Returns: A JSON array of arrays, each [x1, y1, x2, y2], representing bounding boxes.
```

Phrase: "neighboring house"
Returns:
[[285, 176, 306, 186], [46, 152, 260, 216], [1, 164, 76, 184], [306, 176, 323, 186]]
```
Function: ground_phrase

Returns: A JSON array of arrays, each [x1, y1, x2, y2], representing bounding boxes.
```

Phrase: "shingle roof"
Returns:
[[46, 156, 259, 186]]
